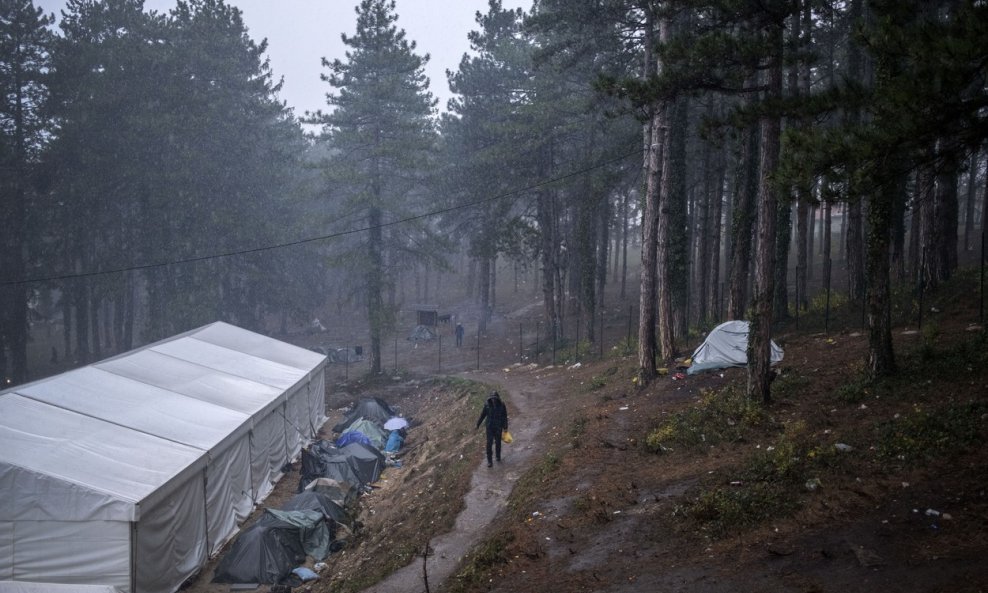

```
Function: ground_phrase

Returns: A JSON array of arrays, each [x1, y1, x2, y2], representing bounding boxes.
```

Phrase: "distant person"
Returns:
[[475, 390, 508, 467], [455, 323, 465, 347]]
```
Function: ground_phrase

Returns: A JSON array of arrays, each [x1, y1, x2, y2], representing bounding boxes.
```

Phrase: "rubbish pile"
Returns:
[[212, 396, 409, 589]]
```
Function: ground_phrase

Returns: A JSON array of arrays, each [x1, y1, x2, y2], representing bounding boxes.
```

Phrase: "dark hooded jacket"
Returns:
[[476, 392, 508, 433]]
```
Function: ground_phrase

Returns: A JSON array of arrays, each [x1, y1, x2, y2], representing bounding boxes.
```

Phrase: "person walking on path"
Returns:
[[475, 391, 508, 467], [455, 323, 464, 347]]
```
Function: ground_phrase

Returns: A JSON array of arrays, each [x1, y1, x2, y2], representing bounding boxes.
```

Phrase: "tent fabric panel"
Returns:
[[135, 472, 207, 593], [10, 520, 130, 592], [308, 372, 327, 432], [96, 351, 284, 417], [0, 523, 11, 580], [0, 396, 202, 517], [0, 463, 135, 522], [204, 437, 253, 556], [284, 389, 309, 460], [190, 323, 326, 371], [249, 410, 288, 503], [15, 367, 249, 452], [150, 339, 306, 391], [0, 583, 123, 593]]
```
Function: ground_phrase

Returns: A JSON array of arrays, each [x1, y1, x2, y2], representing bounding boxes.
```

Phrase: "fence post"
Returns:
[[575, 312, 581, 362], [345, 341, 349, 381], [599, 307, 604, 359], [535, 322, 540, 364], [627, 305, 632, 344], [476, 328, 480, 370], [519, 323, 523, 363], [394, 335, 398, 373], [438, 334, 442, 375]]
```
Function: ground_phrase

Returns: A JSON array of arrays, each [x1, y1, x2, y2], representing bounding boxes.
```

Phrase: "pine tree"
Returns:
[[313, 0, 436, 374], [0, 0, 51, 383]]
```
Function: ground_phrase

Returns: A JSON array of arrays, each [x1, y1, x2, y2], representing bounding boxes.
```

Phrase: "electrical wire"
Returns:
[[1, 148, 640, 287]]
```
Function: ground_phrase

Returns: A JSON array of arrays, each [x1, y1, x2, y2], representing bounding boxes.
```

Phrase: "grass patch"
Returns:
[[678, 421, 845, 536], [447, 531, 515, 593], [644, 385, 770, 452], [876, 401, 987, 462]]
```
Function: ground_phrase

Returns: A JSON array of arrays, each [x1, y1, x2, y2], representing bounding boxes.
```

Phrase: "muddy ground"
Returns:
[[190, 275, 988, 593]]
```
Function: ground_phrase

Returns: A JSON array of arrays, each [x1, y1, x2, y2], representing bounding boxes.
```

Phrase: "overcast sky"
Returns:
[[35, 0, 531, 118]]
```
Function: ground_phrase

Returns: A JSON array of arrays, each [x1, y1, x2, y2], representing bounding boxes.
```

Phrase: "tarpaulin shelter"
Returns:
[[210, 511, 310, 585], [340, 443, 384, 485], [0, 322, 327, 593], [332, 397, 395, 433], [282, 491, 348, 527], [687, 320, 784, 375], [303, 478, 357, 508], [341, 418, 388, 449], [335, 430, 373, 449]]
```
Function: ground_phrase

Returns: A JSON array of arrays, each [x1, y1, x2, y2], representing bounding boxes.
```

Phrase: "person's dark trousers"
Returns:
[[485, 426, 502, 465]]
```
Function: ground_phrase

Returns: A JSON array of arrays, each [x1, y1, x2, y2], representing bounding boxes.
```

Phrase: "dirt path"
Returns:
[[359, 365, 565, 593]]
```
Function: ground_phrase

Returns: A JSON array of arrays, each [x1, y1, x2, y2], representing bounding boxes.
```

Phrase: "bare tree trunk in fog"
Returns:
[[620, 191, 629, 300], [708, 147, 726, 321], [964, 150, 978, 251], [479, 256, 491, 333], [796, 196, 809, 311], [536, 190, 560, 340]]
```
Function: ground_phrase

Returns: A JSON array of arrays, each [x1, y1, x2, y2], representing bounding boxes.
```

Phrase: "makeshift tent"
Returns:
[[341, 418, 388, 449], [282, 491, 348, 527], [407, 325, 437, 342], [211, 511, 309, 585], [687, 320, 784, 375], [332, 397, 395, 433], [303, 478, 357, 508], [335, 431, 373, 449], [340, 443, 384, 485], [0, 322, 327, 593], [385, 431, 405, 453]]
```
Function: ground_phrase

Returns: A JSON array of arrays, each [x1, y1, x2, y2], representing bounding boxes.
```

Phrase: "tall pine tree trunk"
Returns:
[[707, 146, 726, 321], [637, 14, 665, 383], [748, 24, 783, 404], [866, 160, 898, 377], [728, 118, 759, 320], [367, 204, 385, 374]]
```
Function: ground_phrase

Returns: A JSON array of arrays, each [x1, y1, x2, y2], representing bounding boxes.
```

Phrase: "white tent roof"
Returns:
[[0, 322, 326, 523]]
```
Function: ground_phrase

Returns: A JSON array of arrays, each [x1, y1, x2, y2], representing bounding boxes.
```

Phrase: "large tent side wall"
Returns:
[[8, 521, 130, 591], [306, 367, 327, 437], [284, 384, 309, 459], [0, 522, 11, 580], [249, 406, 289, 503], [204, 436, 253, 555], [134, 472, 206, 593]]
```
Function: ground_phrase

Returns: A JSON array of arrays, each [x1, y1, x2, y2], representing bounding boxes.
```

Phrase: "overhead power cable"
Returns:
[[2, 149, 640, 287]]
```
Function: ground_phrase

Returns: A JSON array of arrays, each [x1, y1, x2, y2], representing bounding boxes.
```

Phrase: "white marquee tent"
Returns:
[[0, 322, 327, 593]]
